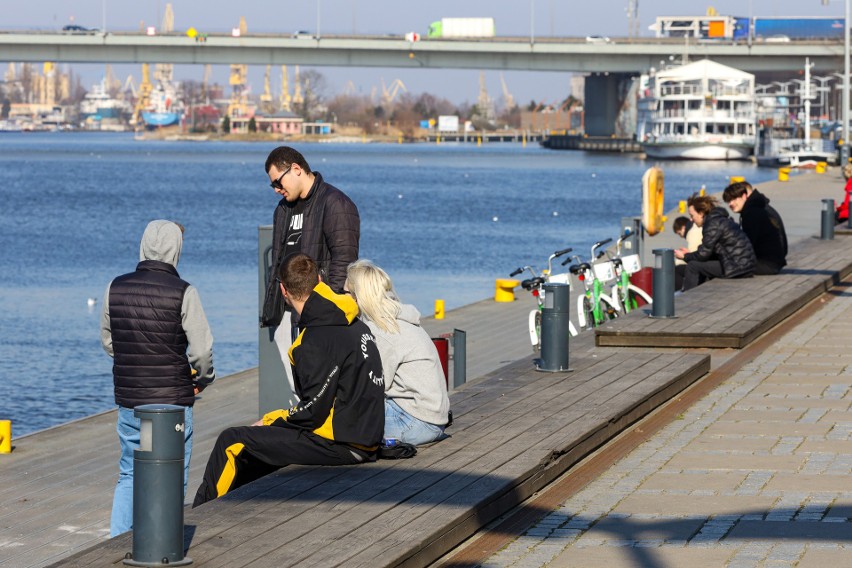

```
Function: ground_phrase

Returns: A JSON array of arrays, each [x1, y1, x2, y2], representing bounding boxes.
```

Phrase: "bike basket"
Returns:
[[548, 272, 571, 285], [620, 254, 642, 274], [593, 261, 616, 282]]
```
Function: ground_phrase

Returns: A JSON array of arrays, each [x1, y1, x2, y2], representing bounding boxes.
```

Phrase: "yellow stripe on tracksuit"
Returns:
[[288, 329, 304, 367], [262, 409, 290, 425], [215, 442, 245, 498]]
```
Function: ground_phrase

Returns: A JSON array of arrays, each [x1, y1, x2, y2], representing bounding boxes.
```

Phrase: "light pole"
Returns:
[[827, 0, 850, 162], [530, 0, 535, 45], [844, 0, 849, 163]]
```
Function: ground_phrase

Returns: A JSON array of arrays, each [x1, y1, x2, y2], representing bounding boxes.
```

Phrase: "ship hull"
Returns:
[[642, 142, 753, 161], [142, 112, 181, 127]]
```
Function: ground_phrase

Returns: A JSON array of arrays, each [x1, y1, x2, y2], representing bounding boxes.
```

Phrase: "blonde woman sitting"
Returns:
[[345, 260, 450, 445]]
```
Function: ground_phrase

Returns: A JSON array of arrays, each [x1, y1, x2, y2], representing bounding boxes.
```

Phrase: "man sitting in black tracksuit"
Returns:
[[193, 253, 385, 507], [722, 181, 788, 275]]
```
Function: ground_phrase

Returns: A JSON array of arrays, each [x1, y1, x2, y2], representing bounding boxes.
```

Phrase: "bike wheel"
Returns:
[[533, 311, 542, 352]]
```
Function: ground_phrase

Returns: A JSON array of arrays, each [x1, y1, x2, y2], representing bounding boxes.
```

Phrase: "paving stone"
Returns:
[[719, 408, 806, 422], [726, 519, 852, 541], [663, 453, 806, 472], [764, 473, 852, 493], [637, 471, 748, 493], [796, 545, 852, 568], [612, 494, 776, 517], [682, 436, 779, 453], [701, 420, 833, 437]]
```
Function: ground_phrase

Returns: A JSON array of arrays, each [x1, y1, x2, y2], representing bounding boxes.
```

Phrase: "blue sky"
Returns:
[[4, 0, 844, 104]]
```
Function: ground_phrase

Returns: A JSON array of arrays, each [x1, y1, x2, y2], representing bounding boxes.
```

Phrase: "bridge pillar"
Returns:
[[583, 73, 638, 138]]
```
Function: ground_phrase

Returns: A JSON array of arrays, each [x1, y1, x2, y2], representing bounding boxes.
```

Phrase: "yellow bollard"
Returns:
[[678, 200, 686, 214], [435, 299, 445, 319], [0, 420, 11, 454], [730, 176, 745, 183], [778, 167, 791, 182], [494, 279, 520, 302], [816, 162, 827, 174], [477, 136, 482, 147]]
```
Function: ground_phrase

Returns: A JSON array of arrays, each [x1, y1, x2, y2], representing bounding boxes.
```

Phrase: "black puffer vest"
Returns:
[[109, 260, 194, 408]]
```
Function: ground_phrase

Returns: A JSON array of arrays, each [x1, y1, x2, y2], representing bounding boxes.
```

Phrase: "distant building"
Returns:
[[521, 108, 583, 132], [252, 110, 303, 135], [570, 75, 586, 103]]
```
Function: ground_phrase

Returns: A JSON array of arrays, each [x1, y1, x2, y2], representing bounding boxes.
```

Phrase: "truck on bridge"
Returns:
[[427, 18, 495, 38], [651, 15, 844, 41]]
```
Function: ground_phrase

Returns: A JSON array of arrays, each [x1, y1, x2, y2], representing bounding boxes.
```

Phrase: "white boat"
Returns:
[[755, 58, 837, 168], [80, 78, 132, 120], [756, 141, 837, 168], [141, 65, 184, 129], [638, 59, 756, 160]]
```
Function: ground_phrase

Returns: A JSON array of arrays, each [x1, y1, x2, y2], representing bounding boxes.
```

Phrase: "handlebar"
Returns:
[[509, 267, 523, 277], [547, 247, 574, 274], [591, 238, 613, 260]]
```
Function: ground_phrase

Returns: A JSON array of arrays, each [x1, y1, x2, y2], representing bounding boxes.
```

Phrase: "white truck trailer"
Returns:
[[427, 18, 495, 38]]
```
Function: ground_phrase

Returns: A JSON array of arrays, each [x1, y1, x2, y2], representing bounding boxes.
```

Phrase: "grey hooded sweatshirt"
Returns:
[[365, 304, 450, 426], [100, 220, 216, 391]]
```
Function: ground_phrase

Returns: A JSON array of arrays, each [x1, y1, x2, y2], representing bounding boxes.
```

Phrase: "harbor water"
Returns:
[[0, 133, 777, 436]]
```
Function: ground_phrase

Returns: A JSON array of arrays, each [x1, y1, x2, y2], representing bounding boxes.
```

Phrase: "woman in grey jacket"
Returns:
[[345, 260, 450, 445]]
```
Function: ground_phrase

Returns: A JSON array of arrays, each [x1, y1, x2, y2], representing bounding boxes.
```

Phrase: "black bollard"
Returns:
[[535, 283, 572, 372], [452, 329, 466, 388], [651, 249, 676, 319], [124, 404, 192, 567], [822, 199, 835, 240]]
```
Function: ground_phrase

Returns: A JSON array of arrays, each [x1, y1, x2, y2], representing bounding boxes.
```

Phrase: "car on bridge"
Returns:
[[62, 24, 99, 34]]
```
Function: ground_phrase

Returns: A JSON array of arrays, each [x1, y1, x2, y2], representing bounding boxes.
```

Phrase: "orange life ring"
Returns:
[[642, 166, 665, 236]]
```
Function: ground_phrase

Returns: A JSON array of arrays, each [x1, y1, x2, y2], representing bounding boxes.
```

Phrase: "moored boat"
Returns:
[[638, 59, 756, 161]]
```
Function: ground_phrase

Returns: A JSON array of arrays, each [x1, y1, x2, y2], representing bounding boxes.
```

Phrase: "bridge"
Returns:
[[0, 32, 843, 74]]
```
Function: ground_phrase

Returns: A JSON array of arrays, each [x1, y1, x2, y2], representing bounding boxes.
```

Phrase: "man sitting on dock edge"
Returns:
[[193, 253, 384, 507]]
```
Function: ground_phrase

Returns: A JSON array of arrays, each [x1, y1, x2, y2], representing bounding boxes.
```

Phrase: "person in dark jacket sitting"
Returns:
[[193, 253, 384, 508], [722, 181, 787, 275], [674, 193, 756, 291], [100, 220, 215, 536]]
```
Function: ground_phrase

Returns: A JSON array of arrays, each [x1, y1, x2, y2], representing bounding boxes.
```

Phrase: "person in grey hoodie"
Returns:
[[100, 220, 215, 536], [344, 260, 450, 446]]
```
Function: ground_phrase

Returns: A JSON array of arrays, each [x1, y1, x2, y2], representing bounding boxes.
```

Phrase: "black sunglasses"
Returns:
[[270, 165, 292, 190]]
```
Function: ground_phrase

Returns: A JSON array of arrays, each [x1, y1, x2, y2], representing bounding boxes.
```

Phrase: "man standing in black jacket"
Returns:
[[261, 146, 360, 402], [722, 181, 788, 275]]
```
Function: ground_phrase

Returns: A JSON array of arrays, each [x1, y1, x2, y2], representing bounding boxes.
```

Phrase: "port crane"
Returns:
[[499, 72, 516, 110], [381, 78, 407, 106]]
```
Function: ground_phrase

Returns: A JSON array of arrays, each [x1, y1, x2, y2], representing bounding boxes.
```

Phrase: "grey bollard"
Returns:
[[822, 199, 835, 240], [124, 404, 192, 567], [535, 283, 572, 372], [651, 249, 676, 319], [452, 329, 466, 388]]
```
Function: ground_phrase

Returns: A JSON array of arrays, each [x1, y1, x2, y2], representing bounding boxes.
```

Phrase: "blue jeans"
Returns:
[[384, 399, 444, 446], [110, 406, 193, 537]]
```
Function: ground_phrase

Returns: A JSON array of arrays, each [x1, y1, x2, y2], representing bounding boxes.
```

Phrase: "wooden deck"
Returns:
[[0, 292, 538, 568], [596, 235, 852, 349], [47, 332, 709, 568]]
